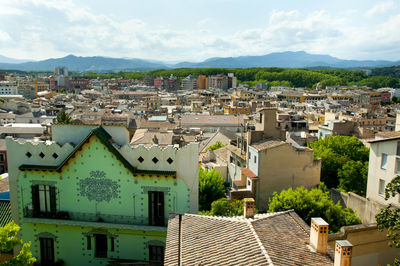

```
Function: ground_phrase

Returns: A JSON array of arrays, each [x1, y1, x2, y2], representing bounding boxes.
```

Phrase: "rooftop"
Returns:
[[250, 138, 285, 151], [164, 210, 333, 265]]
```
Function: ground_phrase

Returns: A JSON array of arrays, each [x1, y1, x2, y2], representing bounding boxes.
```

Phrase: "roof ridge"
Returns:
[[184, 210, 293, 223]]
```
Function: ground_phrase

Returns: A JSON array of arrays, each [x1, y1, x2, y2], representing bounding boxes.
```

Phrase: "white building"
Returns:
[[366, 132, 400, 208], [0, 81, 18, 95]]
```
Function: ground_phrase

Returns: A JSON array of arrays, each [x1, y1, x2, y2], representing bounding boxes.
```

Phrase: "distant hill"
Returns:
[[0, 55, 168, 72], [0, 52, 399, 72], [173, 51, 400, 69]]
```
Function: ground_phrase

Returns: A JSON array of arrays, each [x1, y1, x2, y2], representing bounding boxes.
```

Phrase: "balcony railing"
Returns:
[[24, 208, 164, 227]]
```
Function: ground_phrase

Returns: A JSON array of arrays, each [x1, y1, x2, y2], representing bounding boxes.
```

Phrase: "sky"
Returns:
[[0, 0, 400, 62]]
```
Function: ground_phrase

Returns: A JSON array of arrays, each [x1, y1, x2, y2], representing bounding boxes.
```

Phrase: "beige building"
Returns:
[[366, 132, 400, 208], [228, 108, 321, 210]]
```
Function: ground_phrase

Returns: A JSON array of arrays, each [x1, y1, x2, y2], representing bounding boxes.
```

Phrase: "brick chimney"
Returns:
[[310, 217, 329, 254], [243, 198, 255, 218], [334, 240, 353, 266]]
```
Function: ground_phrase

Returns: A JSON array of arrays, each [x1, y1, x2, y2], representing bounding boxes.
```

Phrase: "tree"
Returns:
[[199, 169, 229, 211], [201, 198, 245, 216], [337, 161, 369, 196], [376, 176, 400, 265], [204, 141, 226, 152], [0, 221, 36, 265], [308, 136, 369, 189], [56, 110, 72, 124], [268, 185, 361, 233]]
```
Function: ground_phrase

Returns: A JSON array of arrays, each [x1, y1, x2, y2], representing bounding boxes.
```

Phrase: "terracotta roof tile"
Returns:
[[164, 211, 333, 265]]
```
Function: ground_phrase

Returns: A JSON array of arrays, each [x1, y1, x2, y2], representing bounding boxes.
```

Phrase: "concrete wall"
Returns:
[[330, 189, 386, 224], [328, 224, 398, 266], [256, 144, 321, 210]]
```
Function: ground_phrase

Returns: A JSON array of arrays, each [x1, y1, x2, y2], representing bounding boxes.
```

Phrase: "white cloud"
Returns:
[[0, 30, 12, 42], [366, 0, 396, 17], [0, 1, 399, 61]]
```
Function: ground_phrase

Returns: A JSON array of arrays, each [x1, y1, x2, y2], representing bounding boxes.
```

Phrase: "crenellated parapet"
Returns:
[[6, 137, 75, 171]]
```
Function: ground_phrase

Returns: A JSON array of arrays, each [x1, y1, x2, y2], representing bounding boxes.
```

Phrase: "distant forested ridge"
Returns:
[[79, 67, 400, 89], [370, 65, 400, 79]]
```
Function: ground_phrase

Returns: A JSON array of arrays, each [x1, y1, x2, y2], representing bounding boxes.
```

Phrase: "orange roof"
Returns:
[[241, 167, 257, 179]]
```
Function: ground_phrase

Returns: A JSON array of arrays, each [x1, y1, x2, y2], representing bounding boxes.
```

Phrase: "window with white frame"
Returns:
[[381, 153, 388, 169], [379, 179, 386, 196]]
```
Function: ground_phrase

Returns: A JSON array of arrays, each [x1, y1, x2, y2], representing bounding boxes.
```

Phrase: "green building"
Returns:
[[7, 125, 198, 265]]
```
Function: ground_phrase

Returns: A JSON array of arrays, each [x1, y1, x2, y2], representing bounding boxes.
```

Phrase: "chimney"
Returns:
[[334, 240, 353, 266], [310, 217, 329, 254], [243, 198, 255, 219]]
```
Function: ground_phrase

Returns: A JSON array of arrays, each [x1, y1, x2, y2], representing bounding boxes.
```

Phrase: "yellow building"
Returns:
[[223, 104, 251, 115]]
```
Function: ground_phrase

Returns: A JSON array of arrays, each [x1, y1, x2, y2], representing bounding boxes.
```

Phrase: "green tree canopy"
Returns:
[[199, 169, 229, 211], [267, 185, 361, 233], [0, 221, 36, 265], [204, 141, 226, 152], [56, 110, 72, 124], [337, 161, 369, 196], [308, 136, 369, 190], [200, 198, 245, 216]]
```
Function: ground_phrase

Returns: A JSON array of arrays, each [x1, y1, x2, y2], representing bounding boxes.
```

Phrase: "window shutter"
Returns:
[[31, 185, 39, 217], [158, 192, 164, 226], [50, 186, 56, 214]]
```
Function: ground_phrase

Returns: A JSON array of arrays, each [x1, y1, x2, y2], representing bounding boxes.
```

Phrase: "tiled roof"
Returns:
[[164, 211, 333, 266], [0, 200, 11, 227], [181, 115, 245, 126], [250, 138, 286, 151], [241, 167, 257, 179]]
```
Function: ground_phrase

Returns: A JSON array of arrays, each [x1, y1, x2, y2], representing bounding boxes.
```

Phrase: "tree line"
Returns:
[[80, 67, 400, 89]]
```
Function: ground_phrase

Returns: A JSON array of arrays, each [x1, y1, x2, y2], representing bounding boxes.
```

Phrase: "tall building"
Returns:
[[7, 125, 199, 265], [197, 75, 208, 90], [167, 74, 180, 91], [209, 74, 228, 90], [181, 74, 197, 90], [154, 76, 168, 90], [228, 73, 237, 89], [143, 75, 155, 86], [54, 67, 68, 77]]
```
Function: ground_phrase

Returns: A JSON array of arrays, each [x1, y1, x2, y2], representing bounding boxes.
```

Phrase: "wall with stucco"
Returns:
[[7, 125, 199, 264], [21, 223, 166, 266], [256, 144, 321, 210], [328, 224, 398, 266], [330, 189, 385, 224], [367, 139, 400, 208]]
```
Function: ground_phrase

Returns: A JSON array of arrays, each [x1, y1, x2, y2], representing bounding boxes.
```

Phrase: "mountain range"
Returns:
[[0, 51, 399, 72]]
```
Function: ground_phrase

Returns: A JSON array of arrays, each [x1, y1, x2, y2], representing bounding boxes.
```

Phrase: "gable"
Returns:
[[19, 127, 176, 177]]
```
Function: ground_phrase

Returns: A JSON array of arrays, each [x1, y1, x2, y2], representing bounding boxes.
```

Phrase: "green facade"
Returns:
[[15, 130, 191, 265]]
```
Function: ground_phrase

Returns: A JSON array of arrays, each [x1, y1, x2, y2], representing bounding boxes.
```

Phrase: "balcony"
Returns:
[[23, 209, 167, 232]]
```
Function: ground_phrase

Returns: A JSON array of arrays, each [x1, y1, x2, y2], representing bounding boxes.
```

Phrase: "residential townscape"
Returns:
[[0, 64, 399, 266]]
